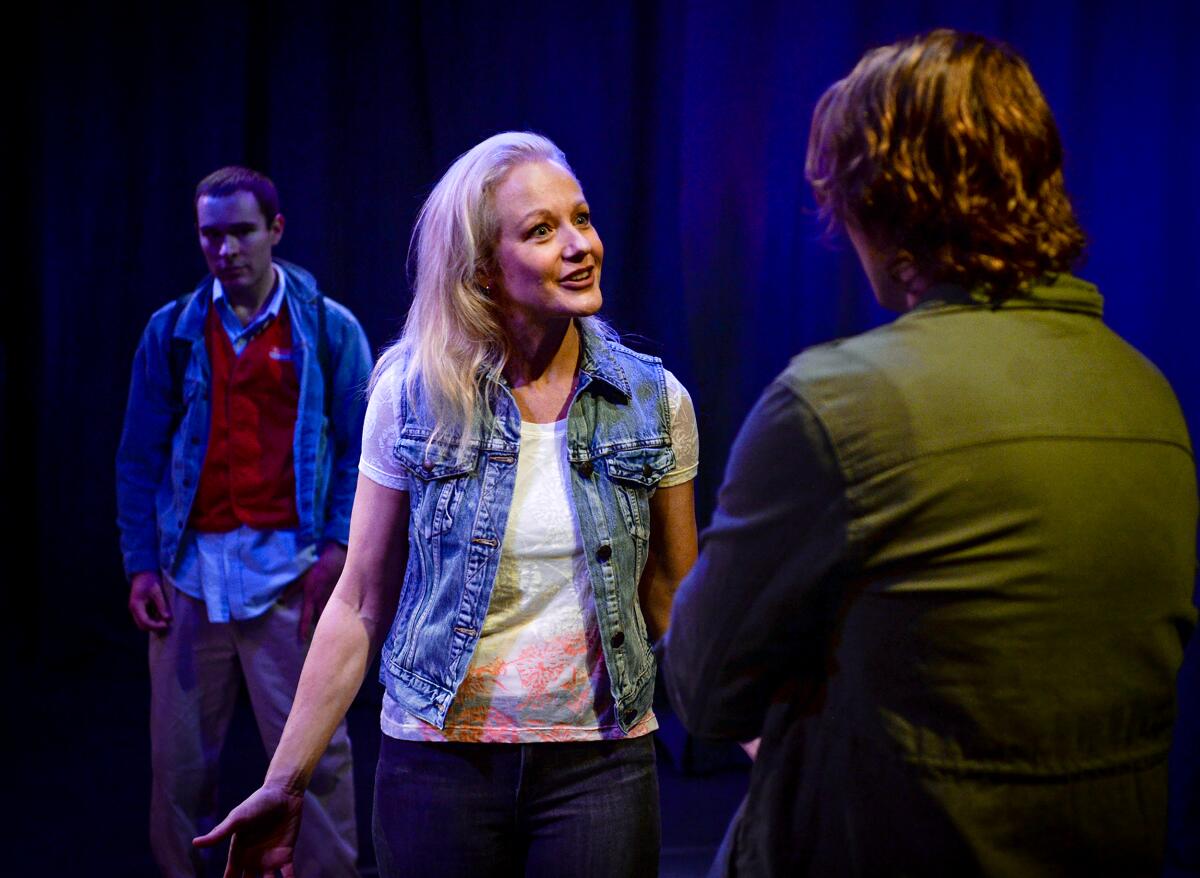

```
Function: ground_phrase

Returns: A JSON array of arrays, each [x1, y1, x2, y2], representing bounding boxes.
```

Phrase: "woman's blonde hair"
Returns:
[[374, 131, 601, 449], [806, 29, 1086, 298]]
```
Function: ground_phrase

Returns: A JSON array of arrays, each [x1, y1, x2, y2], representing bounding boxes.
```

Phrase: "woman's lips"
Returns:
[[559, 266, 596, 287]]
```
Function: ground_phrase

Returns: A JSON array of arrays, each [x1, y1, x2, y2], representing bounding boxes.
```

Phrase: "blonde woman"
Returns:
[[197, 131, 699, 877]]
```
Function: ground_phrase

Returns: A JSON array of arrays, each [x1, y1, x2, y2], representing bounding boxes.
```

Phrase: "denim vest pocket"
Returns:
[[599, 446, 676, 541], [394, 435, 477, 537]]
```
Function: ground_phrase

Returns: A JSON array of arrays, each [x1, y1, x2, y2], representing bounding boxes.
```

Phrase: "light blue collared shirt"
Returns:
[[166, 264, 317, 622]]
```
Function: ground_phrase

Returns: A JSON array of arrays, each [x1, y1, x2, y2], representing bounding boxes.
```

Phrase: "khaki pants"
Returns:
[[148, 584, 358, 877]]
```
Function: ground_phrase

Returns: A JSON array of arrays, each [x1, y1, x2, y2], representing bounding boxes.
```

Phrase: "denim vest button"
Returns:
[[578, 460, 594, 477], [422, 460, 434, 472], [642, 463, 653, 477], [610, 631, 625, 648], [596, 544, 612, 562]]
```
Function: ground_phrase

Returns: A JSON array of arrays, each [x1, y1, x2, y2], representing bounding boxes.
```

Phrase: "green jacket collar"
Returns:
[[913, 274, 1104, 318]]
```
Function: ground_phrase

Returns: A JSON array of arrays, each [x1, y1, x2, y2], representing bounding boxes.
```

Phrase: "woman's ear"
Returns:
[[475, 261, 498, 296]]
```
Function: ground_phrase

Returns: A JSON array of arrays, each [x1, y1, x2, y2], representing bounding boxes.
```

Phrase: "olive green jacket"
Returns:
[[666, 275, 1197, 876]]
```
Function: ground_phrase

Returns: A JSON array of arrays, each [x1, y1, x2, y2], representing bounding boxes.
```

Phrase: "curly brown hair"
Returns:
[[805, 29, 1086, 298]]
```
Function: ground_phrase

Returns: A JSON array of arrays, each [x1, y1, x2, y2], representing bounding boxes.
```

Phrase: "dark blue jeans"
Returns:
[[372, 734, 661, 877]]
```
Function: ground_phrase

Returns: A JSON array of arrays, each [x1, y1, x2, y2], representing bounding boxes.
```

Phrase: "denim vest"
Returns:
[[379, 323, 676, 734]]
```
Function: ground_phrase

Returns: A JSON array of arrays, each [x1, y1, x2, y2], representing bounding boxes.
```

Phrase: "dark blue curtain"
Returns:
[[7, 0, 1197, 864]]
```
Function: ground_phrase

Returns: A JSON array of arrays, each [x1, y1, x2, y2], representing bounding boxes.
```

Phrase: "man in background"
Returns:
[[665, 30, 1197, 876], [117, 166, 371, 876]]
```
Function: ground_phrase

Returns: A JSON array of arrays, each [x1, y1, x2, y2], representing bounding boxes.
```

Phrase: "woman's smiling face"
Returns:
[[487, 160, 604, 328]]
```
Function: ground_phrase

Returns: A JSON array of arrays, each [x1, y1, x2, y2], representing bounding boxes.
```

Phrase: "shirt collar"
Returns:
[[211, 263, 287, 326]]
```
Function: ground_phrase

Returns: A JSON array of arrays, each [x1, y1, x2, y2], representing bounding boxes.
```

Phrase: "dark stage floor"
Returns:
[[14, 642, 749, 877]]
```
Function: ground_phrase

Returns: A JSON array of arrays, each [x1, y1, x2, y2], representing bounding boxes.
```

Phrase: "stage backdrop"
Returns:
[[7, 0, 1197, 835]]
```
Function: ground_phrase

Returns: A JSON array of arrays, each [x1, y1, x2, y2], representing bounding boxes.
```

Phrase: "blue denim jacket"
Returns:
[[116, 260, 373, 578], [381, 322, 676, 734]]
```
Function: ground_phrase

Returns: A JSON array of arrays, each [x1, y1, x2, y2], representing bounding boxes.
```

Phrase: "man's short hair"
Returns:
[[805, 29, 1086, 296], [194, 166, 281, 225]]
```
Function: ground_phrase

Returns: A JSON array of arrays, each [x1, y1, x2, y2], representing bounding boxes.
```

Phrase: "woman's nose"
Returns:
[[562, 226, 590, 259]]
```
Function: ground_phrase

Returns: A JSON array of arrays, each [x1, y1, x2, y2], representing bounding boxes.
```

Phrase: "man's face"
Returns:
[[196, 190, 283, 298]]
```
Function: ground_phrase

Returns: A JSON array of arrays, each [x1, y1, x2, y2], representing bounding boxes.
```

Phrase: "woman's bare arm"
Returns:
[[638, 481, 698, 641], [194, 475, 409, 868]]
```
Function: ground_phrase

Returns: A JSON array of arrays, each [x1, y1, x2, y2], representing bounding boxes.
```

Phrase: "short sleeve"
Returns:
[[659, 369, 699, 488], [358, 362, 411, 491]]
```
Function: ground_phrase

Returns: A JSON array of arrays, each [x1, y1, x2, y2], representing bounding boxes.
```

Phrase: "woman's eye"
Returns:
[[529, 223, 551, 238], [574, 212, 590, 226]]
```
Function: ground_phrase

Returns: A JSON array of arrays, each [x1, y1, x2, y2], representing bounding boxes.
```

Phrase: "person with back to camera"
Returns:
[[196, 131, 700, 877], [663, 28, 1197, 877]]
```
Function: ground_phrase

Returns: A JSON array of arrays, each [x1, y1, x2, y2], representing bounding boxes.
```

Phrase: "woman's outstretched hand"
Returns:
[[193, 783, 305, 877]]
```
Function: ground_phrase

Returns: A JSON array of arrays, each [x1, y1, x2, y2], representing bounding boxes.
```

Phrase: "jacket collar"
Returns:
[[912, 273, 1104, 318], [576, 319, 632, 399], [174, 258, 319, 341], [484, 319, 632, 400], [275, 259, 320, 303]]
